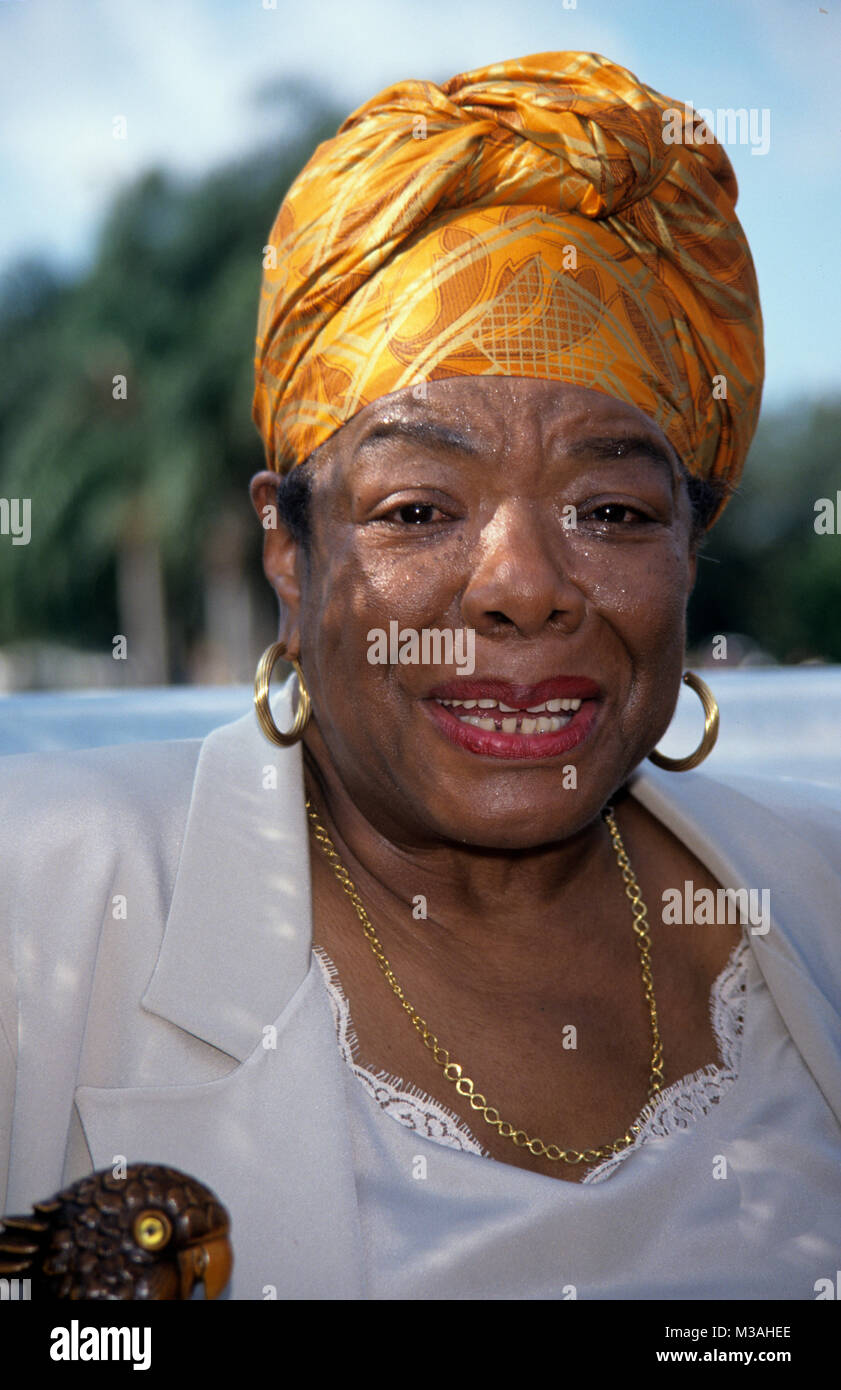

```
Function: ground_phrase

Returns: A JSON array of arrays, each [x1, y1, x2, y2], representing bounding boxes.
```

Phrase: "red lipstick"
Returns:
[[422, 675, 602, 761], [426, 675, 601, 706]]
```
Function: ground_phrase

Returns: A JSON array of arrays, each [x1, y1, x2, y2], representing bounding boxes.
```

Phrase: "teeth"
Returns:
[[440, 702, 575, 735], [435, 693, 585, 734], [437, 695, 583, 712], [514, 698, 584, 713], [460, 714, 499, 730]]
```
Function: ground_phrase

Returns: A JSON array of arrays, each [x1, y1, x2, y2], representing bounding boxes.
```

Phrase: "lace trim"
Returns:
[[581, 935, 749, 1182], [314, 936, 750, 1180], [314, 947, 489, 1155]]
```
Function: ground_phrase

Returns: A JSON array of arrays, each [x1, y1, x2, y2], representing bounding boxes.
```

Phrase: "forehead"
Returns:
[[313, 377, 681, 477]]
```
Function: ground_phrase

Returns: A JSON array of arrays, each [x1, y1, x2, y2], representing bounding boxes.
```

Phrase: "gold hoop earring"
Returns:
[[648, 671, 719, 772], [254, 642, 312, 746]]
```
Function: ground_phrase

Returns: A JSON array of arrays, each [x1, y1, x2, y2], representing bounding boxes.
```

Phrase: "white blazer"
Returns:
[[1, 674, 840, 1299]]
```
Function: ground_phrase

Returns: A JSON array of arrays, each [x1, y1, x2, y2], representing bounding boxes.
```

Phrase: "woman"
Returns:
[[1, 52, 840, 1301]]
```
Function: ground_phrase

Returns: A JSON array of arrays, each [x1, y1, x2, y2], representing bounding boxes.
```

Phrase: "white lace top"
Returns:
[[314, 937, 749, 1183], [311, 933, 841, 1299]]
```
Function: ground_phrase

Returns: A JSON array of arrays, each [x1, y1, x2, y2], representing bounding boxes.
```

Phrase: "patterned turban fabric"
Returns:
[[253, 51, 764, 521]]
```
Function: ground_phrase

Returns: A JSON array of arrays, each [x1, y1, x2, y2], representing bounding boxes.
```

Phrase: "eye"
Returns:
[[386, 502, 443, 525], [584, 502, 649, 525], [133, 1210, 173, 1251]]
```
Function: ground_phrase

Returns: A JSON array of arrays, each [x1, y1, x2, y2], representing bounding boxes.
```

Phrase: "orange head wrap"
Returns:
[[252, 51, 763, 521]]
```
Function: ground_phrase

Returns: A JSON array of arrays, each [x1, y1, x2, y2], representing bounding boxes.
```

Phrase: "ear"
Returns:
[[249, 470, 304, 656]]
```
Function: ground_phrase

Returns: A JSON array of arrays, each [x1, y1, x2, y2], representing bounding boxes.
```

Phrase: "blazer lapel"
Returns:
[[141, 677, 314, 1059], [75, 675, 367, 1298], [75, 961, 366, 1299], [630, 765, 841, 1127]]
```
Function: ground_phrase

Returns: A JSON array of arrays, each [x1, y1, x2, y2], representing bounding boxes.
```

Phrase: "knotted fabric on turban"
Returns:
[[253, 51, 763, 520]]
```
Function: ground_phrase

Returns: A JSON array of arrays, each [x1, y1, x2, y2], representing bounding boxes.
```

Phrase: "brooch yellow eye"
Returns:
[[133, 1210, 173, 1251]]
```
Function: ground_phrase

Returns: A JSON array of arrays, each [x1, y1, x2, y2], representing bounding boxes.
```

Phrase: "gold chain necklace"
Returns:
[[305, 798, 664, 1165]]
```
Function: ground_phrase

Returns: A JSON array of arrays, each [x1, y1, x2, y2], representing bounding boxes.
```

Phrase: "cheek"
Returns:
[[301, 534, 455, 691], [567, 535, 690, 635], [565, 539, 691, 745], [325, 532, 457, 624], [583, 543, 691, 740]]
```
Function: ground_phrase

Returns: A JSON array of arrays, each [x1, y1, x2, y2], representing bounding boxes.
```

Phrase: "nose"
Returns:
[[459, 501, 586, 639]]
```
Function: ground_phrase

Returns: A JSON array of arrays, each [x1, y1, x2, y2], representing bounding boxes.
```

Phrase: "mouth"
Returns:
[[422, 676, 601, 761]]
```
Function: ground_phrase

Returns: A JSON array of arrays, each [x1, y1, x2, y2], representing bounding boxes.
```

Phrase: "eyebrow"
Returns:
[[354, 420, 676, 478], [560, 433, 676, 477], [354, 419, 484, 457]]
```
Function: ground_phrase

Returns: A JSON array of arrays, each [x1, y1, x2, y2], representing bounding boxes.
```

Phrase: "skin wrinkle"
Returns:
[[249, 375, 741, 1182], [251, 376, 694, 909], [275, 428, 721, 549]]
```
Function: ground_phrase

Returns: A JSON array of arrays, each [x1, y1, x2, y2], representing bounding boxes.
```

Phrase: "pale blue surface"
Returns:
[[0, 686, 249, 755], [0, 668, 839, 786]]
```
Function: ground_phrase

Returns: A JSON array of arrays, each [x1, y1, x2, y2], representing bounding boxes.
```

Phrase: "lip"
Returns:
[[426, 675, 602, 705], [422, 681, 601, 762]]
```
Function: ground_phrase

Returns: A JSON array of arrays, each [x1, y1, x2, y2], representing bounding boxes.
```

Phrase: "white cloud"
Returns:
[[0, 0, 630, 269]]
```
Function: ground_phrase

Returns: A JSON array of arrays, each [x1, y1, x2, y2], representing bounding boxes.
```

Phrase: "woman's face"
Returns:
[[255, 377, 698, 850]]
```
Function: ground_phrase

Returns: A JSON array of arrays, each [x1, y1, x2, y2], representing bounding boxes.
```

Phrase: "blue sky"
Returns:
[[1, 0, 838, 408]]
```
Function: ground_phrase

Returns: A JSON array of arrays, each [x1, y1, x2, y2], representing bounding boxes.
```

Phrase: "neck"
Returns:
[[302, 744, 629, 967]]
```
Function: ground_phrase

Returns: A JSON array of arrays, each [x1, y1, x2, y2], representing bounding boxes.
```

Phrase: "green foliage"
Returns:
[[0, 101, 344, 676], [0, 96, 838, 678], [688, 402, 841, 662]]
